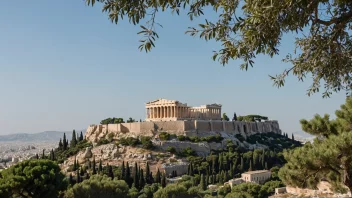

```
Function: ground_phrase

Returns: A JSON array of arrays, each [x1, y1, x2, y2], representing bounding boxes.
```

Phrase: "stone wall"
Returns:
[[161, 162, 189, 176], [85, 120, 282, 142]]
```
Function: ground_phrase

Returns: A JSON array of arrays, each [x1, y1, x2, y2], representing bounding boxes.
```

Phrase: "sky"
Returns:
[[0, 1, 347, 136]]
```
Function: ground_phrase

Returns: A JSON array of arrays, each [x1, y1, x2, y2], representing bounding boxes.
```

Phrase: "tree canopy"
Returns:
[[279, 97, 352, 193], [0, 159, 67, 198], [100, 117, 124, 124], [86, 0, 352, 97], [64, 175, 129, 198]]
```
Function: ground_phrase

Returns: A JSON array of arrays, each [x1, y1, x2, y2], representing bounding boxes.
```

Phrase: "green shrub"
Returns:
[[159, 132, 170, 141], [97, 138, 110, 146], [118, 137, 140, 146], [177, 147, 197, 157], [166, 146, 177, 154], [140, 136, 154, 149]]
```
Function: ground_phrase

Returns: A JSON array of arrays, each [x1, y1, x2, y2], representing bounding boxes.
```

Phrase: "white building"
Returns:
[[241, 170, 271, 184]]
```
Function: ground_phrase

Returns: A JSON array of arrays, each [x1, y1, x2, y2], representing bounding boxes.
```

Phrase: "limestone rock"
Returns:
[[83, 147, 93, 159]]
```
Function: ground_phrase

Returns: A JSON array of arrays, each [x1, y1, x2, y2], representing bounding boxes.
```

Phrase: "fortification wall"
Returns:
[[85, 120, 281, 142], [154, 121, 185, 135]]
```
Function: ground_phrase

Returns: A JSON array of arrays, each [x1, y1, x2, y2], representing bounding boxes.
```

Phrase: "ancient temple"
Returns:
[[145, 99, 222, 121]]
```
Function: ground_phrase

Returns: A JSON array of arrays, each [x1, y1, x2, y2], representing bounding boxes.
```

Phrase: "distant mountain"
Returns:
[[0, 130, 86, 142]]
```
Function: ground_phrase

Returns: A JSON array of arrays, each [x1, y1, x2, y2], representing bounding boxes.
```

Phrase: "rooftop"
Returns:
[[242, 170, 270, 175]]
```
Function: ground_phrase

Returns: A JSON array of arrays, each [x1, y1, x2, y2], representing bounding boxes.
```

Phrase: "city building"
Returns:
[[145, 98, 222, 121]]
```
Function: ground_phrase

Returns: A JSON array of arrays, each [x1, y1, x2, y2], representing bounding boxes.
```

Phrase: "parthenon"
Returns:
[[145, 99, 222, 121]]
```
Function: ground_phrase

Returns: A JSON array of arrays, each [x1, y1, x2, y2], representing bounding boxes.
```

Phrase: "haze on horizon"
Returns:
[[0, 1, 346, 136]]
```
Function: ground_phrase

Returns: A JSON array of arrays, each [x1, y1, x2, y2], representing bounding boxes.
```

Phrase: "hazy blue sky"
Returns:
[[0, 1, 346, 136]]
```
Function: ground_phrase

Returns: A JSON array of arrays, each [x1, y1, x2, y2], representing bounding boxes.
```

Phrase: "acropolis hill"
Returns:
[[85, 99, 281, 142]]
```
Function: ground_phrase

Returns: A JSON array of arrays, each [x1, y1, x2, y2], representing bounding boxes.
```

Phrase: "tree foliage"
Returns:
[[100, 117, 124, 124], [64, 175, 129, 198], [279, 97, 352, 193], [0, 160, 67, 198], [86, 0, 352, 97]]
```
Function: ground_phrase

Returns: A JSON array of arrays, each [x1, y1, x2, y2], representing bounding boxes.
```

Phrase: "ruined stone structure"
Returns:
[[145, 98, 222, 121], [85, 98, 282, 143]]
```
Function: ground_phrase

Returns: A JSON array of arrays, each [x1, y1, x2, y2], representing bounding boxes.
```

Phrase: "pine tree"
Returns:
[[200, 174, 206, 190], [92, 156, 96, 174], [98, 159, 103, 173], [161, 173, 166, 188], [248, 160, 253, 171], [63, 133, 67, 150], [71, 130, 77, 147], [58, 138, 63, 150]]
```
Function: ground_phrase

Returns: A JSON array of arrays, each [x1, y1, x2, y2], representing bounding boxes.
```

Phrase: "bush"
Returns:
[[159, 132, 170, 141], [177, 135, 187, 141], [118, 137, 140, 146], [97, 138, 110, 146], [177, 147, 197, 157], [166, 146, 177, 154], [140, 136, 154, 149]]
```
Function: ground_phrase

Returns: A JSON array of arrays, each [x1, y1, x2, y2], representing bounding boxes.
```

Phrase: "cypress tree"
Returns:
[[265, 162, 268, 170], [88, 160, 92, 169], [212, 174, 215, 184], [79, 131, 84, 141], [69, 173, 73, 185], [240, 157, 244, 172], [145, 162, 150, 183], [92, 156, 96, 174], [212, 157, 216, 174], [206, 173, 209, 187], [58, 138, 63, 150], [76, 169, 80, 183], [218, 153, 223, 172], [161, 173, 166, 188], [200, 174, 206, 190], [63, 133, 67, 150], [261, 151, 265, 169], [35, 153, 39, 159], [248, 160, 253, 171], [292, 133, 295, 141], [42, 149, 45, 159], [108, 165, 114, 179], [156, 168, 161, 183], [139, 169, 145, 189], [98, 159, 103, 173], [73, 156, 77, 171], [71, 130, 77, 147], [121, 161, 125, 179], [133, 162, 139, 189], [126, 162, 131, 183], [80, 166, 85, 176], [229, 164, 233, 178]]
